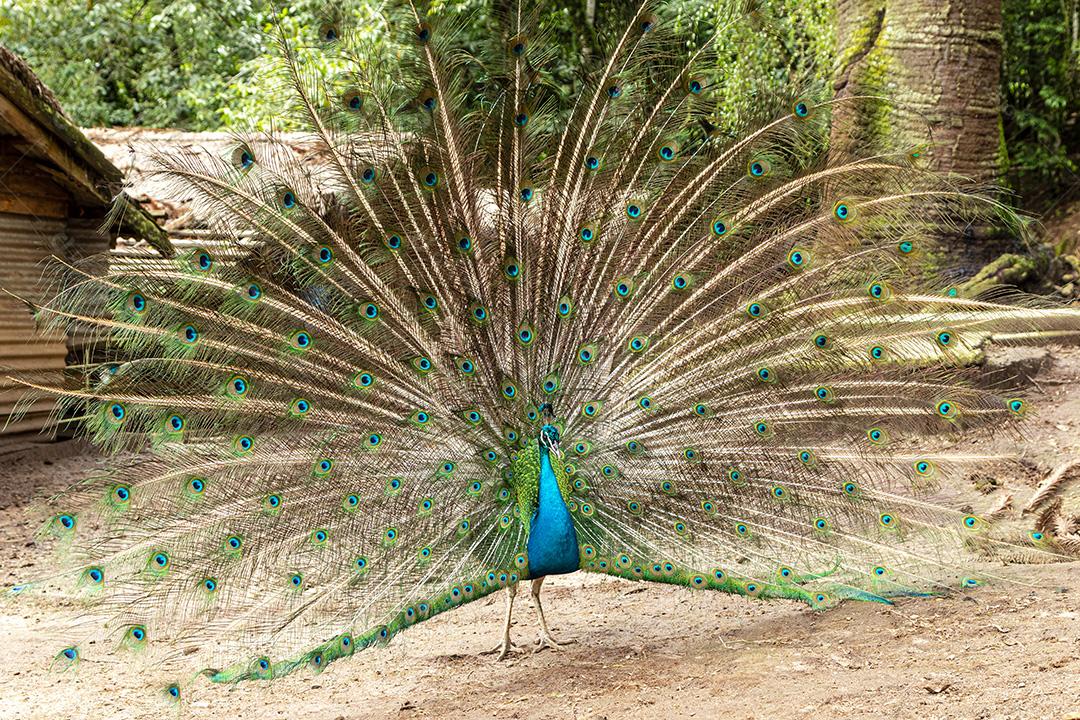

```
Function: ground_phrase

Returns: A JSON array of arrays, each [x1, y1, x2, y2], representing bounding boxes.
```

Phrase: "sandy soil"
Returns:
[[1, 349, 1079, 720]]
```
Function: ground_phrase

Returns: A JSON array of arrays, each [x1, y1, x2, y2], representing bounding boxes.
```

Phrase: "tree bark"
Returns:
[[832, 0, 1006, 267], [832, 0, 1004, 183]]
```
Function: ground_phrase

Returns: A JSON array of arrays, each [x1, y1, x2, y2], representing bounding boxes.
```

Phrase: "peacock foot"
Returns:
[[482, 639, 524, 661], [533, 630, 573, 653]]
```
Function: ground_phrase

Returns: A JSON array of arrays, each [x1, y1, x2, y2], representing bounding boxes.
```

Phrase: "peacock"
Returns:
[[8, 0, 1080, 702]]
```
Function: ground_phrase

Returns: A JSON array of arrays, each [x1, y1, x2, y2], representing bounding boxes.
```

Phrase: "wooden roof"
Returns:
[[0, 45, 170, 253]]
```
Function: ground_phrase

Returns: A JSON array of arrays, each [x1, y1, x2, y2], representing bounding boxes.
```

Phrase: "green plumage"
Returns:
[[6, 0, 1080, 701]]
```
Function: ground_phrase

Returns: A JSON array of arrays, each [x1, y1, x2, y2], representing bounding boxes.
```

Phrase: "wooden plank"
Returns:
[[0, 193, 67, 218], [0, 94, 104, 206]]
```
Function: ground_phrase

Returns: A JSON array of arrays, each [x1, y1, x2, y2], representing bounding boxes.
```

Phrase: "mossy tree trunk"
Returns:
[[831, 0, 1007, 268], [832, 0, 1005, 182]]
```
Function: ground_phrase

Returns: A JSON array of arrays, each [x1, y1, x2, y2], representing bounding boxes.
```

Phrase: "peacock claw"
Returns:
[[483, 640, 524, 661], [533, 631, 572, 653]]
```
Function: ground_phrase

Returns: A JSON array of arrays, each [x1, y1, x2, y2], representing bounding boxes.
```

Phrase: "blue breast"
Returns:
[[525, 446, 580, 577]]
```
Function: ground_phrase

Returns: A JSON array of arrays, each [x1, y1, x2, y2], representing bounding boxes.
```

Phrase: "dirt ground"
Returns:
[[1, 349, 1079, 720]]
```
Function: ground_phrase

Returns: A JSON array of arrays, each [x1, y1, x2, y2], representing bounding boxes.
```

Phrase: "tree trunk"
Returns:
[[832, 0, 1006, 263]]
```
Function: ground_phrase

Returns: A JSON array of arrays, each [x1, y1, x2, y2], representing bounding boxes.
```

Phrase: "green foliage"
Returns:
[[7, 0, 1073, 205], [0, 0, 832, 132], [0, 0, 265, 127], [1002, 0, 1080, 201]]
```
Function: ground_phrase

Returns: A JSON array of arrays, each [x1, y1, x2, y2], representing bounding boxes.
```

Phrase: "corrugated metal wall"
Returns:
[[0, 212, 69, 434]]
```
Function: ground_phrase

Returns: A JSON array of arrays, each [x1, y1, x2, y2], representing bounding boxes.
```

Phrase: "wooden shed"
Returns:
[[0, 46, 168, 435]]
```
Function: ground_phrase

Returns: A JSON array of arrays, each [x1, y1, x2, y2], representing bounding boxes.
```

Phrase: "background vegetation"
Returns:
[[0, 0, 1075, 209]]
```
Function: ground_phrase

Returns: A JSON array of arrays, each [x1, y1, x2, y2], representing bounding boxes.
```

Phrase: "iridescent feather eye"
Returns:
[[657, 142, 679, 162], [683, 76, 704, 96], [358, 301, 380, 321], [418, 90, 437, 113], [866, 427, 889, 445], [578, 223, 598, 243], [343, 89, 363, 112], [671, 272, 693, 291], [935, 399, 958, 419], [507, 33, 527, 56], [231, 146, 255, 171], [178, 323, 199, 345], [576, 342, 597, 365], [868, 281, 891, 301], [501, 380, 519, 401], [411, 356, 434, 374], [187, 476, 207, 497], [418, 291, 438, 313], [341, 493, 360, 513], [516, 323, 536, 347], [105, 402, 127, 424], [793, 99, 812, 118], [625, 200, 643, 220], [1007, 398, 1027, 416], [557, 295, 574, 319], [241, 282, 262, 301], [110, 483, 131, 506], [189, 248, 213, 272], [419, 167, 439, 189], [747, 159, 770, 177], [913, 459, 936, 477], [127, 291, 147, 315], [503, 256, 521, 281], [318, 22, 339, 42], [833, 200, 855, 222], [468, 302, 489, 325], [628, 335, 649, 352]]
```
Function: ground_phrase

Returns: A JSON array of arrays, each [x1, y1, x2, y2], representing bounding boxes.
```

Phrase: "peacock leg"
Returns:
[[530, 576, 570, 652], [481, 581, 521, 660]]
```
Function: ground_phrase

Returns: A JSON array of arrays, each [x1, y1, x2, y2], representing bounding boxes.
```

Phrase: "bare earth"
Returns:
[[1, 349, 1079, 720]]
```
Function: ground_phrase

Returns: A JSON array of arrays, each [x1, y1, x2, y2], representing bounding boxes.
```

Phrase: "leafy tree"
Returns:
[[1002, 0, 1080, 206]]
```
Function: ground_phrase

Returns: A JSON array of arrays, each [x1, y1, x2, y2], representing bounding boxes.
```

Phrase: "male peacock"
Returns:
[[8, 0, 1080, 701]]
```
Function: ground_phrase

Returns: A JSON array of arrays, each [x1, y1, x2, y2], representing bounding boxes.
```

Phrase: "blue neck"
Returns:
[[525, 445, 580, 577]]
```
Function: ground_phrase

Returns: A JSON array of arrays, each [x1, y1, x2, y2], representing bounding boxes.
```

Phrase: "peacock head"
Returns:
[[539, 423, 562, 458]]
